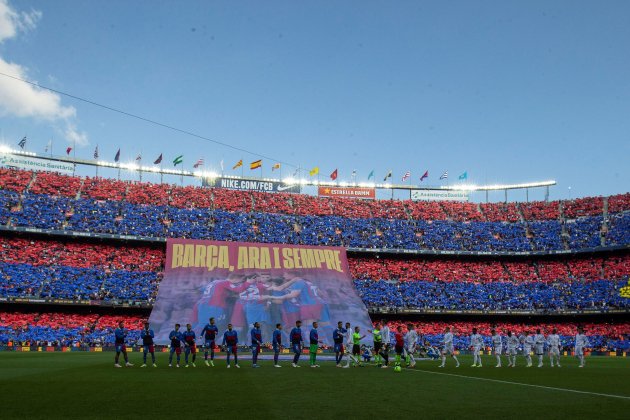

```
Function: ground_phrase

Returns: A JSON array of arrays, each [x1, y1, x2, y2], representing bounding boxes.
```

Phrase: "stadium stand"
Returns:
[[0, 237, 626, 313], [0, 167, 628, 351], [0, 168, 628, 252]]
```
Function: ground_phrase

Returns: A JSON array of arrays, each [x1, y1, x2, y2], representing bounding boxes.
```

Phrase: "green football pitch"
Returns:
[[0, 352, 629, 419]]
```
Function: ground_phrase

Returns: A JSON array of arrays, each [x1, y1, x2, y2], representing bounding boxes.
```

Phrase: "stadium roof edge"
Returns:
[[0, 147, 555, 191]]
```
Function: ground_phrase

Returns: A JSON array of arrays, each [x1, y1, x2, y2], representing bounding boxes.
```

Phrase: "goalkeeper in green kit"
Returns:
[[309, 322, 323, 367]]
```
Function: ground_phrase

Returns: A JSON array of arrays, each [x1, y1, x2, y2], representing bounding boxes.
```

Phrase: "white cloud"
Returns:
[[0, 0, 41, 43], [64, 123, 88, 147], [0, 58, 76, 120], [0, 0, 86, 145]]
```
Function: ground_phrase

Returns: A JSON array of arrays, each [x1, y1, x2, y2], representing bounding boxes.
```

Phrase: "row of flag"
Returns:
[[330, 168, 468, 182], [15, 137, 469, 181]]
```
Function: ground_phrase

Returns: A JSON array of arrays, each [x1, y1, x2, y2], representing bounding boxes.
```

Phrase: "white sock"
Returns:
[[441, 355, 446, 365], [453, 356, 459, 365]]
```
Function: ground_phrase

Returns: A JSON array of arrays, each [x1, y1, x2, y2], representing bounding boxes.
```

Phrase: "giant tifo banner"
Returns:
[[318, 186, 375, 199], [0, 152, 75, 174], [149, 239, 373, 345]]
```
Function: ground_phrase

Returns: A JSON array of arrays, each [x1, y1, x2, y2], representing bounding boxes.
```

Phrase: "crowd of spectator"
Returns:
[[0, 262, 160, 301], [1, 169, 627, 221], [0, 237, 162, 301], [0, 237, 626, 311], [0, 168, 628, 252], [608, 193, 630, 214], [349, 254, 629, 283], [0, 168, 31, 193], [355, 279, 629, 312], [0, 237, 163, 271], [0, 312, 143, 347], [11, 192, 625, 250]]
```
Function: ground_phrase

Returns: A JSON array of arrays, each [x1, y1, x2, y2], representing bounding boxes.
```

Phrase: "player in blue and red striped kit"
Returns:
[[140, 322, 156, 368], [201, 317, 219, 367], [222, 324, 240, 368], [272, 323, 283, 368], [332, 321, 346, 367], [289, 320, 304, 368], [183, 324, 197, 367], [168, 324, 183, 368], [114, 321, 133, 368], [251, 322, 262, 368]]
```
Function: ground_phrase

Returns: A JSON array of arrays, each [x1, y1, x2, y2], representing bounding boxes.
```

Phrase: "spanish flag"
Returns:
[[272, 163, 281, 171], [309, 166, 319, 176], [233, 159, 243, 170], [250, 159, 262, 170]]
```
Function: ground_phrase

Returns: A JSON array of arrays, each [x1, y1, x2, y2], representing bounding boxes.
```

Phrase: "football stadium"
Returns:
[[0, 1, 629, 419]]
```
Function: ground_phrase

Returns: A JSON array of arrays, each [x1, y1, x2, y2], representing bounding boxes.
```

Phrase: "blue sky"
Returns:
[[0, 0, 628, 201]]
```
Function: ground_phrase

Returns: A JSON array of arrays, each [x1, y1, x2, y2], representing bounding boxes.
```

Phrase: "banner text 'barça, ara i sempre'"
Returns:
[[149, 240, 373, 346]]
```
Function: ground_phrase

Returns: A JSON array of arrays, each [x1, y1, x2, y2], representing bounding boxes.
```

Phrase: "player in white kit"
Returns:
[[439, 326, 460, 368], [506, 330, 519, 367], [343, 322, 356, 368], [520, 331, 534, 367], [533, 329, 546, 368], [547, 328, 562, 368], [491, 329, 503, 368], [380, 320, 391, 368], [404, 323, 418, 368], [574, 327, 590, 368], [470, 328, 484, 367]]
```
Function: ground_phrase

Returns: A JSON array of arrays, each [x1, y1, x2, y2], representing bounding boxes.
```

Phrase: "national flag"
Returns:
[[193, 158, 204, 168], [93, 146, 99, 159], [309, 167, 319, 176], [459, 171, 468, 180], [272, 163, 281, 171], [383, 170, 392, 181], [220, 160, 224, 171], [66, 147, 72, 155], [114, 149, 121, 162], [330, 169, 338, 180], [293, 168, 299, 177], [368, 170, 374, 180], [402, 171, 411, 182], [18, 136, 26, 149], [250, 159, 262, 170], [351, 170, 357, 178], [233, 159, 243, 170], [440, 171, 448, 180], [135, 154, 142, 162], [420, 170, 429, 182], [44, 140, 52, 153], [154, 154, 163, 165], [173, 155, 183, 166]]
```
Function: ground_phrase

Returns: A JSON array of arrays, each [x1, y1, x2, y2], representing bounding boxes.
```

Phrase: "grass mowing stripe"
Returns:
[[406, 367, 630, 400]]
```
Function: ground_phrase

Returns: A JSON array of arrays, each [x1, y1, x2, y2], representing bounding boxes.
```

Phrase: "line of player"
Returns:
[[112, 320, 592, 369], [441, 326, 591, 368]]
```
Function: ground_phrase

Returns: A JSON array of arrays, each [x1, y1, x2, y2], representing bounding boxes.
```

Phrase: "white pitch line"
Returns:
[[405, 367, 630, 401]]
